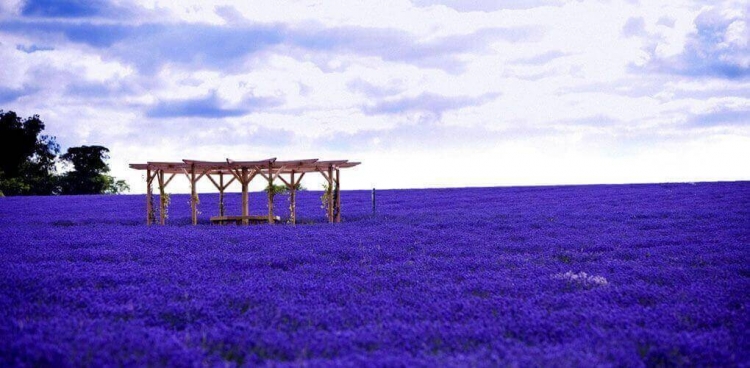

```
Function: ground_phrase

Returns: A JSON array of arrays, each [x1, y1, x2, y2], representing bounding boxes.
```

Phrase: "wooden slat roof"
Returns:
[[337, 162, 361, 168], [272, 159, 319, 167], [315, 160, 350, 165], [129, 158, 360, 173], [182, 159, 231, 166], [226, 158, 277, 167]]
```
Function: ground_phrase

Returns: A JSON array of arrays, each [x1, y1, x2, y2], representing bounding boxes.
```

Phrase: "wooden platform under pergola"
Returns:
[[129, 158, 360, 225]]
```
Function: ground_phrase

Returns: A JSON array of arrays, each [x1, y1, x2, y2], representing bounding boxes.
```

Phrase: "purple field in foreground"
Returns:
[[1, 182, 749, 366]]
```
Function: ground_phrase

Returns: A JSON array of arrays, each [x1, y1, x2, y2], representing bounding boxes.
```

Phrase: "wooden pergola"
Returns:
[[129, 158, 360, 225]]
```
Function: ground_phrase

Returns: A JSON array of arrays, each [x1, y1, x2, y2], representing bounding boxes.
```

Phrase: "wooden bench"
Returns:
[[210, 215, 281, 225]]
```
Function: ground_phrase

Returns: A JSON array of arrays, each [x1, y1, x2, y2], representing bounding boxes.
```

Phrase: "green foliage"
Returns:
[[160, 191, 171, 220], [59, 146, 128, 195], [61, 145, 110, 175], [58, 171, 107, 195], [0, 111, 48, 177], [0, 176, 31, 195], [320, 183, 331, 211], [264, 182, 305, 198], [264, 183, 289, 197], [106, 179, 130, 194], [148, 182, 156, 223], [0, 111, 60, 196], [190, 192, 201, 215], [0, 110, 129, 196]]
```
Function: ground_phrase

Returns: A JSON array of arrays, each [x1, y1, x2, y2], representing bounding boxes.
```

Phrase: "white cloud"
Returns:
[[0, 0, 23, 18], [0, 0, 748, 194]]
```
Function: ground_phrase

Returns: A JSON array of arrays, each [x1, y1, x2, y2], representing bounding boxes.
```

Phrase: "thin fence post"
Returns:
[[372, 188, 376, 215]]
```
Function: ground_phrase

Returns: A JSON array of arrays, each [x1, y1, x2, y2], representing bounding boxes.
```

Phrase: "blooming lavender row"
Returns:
[[0, 182, 748, 366]]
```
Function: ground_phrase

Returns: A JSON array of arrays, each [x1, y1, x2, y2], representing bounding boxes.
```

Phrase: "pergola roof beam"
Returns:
[[227, 158, 277, 167], [131, 157, 358, 226], [131, 159, 359, 173]]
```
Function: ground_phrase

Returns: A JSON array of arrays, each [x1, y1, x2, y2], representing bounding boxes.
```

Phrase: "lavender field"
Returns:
[[1, 182, 748, 366]]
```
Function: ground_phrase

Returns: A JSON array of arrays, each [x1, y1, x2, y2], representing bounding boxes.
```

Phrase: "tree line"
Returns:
[[0, 110, 128, 196]]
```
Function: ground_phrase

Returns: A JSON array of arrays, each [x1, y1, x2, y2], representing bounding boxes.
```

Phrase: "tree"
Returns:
[[264, 183, 289, 198], [62, 145, 110, 175], [59, 145, 129, 195], [263, 182, 304, 198], [0, 110, 129, 196], [0, 110, 60, 195]]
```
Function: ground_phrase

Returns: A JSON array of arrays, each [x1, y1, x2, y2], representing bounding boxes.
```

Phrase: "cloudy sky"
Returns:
[[0, 0, 748, 193]]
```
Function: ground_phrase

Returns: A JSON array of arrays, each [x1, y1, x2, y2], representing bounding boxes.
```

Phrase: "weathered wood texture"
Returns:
[[267, 162, 274, 224], [335, 168, 341, 223], [129, 158, 360, 226], [146, 168, 154, 225], [327, 165, 334, 223], [210, 215, 273, 225]]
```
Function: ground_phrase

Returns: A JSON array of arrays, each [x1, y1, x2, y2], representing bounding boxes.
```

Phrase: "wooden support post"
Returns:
[[327, 165, 334, 223], [290, 171, 296, 225], [157, 170, 166, 225], [267, 162, 274, 224], [132, 159, 357, 227], [241, 168, 249, 225], [335, 168, 341, 223], [190, 165, 197, 225], [146, 168, 153, 225], [219, 173, 225, 217], [284, 171, 304, 225]]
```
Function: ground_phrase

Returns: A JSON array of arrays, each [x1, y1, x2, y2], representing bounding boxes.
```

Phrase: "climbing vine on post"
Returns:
[[159, 187, 170, 222], [321, 183, 331, 215], [190, 193, 201, 215], [148, 190, 156, 224], [146, 170, 156, 225], [129, 159, 360, 226]]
